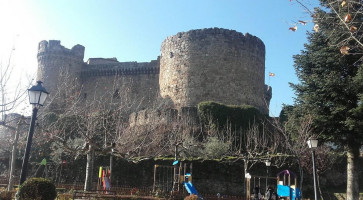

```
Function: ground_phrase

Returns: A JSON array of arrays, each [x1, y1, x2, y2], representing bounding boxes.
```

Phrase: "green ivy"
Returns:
[[197, 101, 264, 131]]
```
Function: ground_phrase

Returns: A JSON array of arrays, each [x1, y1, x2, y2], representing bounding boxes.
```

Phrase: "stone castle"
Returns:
[[37, 28, 272, 124]]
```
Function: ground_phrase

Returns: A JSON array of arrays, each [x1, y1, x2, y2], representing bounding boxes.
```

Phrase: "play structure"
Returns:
[[245, 174, 277, 199], [276, 170, 301, 200], [153, 161, 203, 199], [98, 166, 111, 192]]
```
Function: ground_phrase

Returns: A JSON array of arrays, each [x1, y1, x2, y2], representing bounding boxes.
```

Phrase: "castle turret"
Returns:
[[37, 40, 85, 103], [159, 28, 269, 114]]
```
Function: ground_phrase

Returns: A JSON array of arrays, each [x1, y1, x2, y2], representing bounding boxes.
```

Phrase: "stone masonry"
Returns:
[[37, 28, 272, 125]]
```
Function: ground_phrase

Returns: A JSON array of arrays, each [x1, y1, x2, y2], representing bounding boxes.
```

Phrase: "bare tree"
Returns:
[[0, 49, 29, 122], [268, 113, 314, 194], [0, 49, 33, 191], [41, 69, 149, 191]]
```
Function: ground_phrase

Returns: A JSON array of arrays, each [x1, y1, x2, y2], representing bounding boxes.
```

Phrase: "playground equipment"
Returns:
[[183, 173, 203, 199], [245, 173, 277, 200], [98, 166, 111, 192], [153, 161, 202, 199], [276, 170, 301, 200], [153, 164, 174, 193]]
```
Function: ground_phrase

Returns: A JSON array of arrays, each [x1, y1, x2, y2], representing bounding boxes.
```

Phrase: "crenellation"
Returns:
[[38, 40, 85, 60]]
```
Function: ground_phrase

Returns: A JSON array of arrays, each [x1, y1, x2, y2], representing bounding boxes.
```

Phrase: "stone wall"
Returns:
[[159, 28, 268, 114], [129, 108, 178, 127], [80, 60, 160, 115], [37, 40, 85, 100], [128, 107, 198, 127]]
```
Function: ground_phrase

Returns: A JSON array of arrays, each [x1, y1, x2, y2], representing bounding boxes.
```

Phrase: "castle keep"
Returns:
[[37, 28, 272, 123]]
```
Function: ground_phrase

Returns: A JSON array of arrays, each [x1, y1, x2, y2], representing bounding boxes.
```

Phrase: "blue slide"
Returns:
[[184, 182, 203, 199]]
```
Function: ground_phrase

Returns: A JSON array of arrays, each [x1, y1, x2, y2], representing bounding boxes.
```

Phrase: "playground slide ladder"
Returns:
[[173, 173, 180, 191], [172, 164, 182, 192]]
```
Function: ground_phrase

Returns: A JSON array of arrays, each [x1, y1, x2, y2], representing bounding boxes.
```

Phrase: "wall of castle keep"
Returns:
[[80, 63, 160, 113], [160, 28, 267, 113]]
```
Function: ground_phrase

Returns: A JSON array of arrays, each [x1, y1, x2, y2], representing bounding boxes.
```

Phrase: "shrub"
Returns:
[[18, 177, 57, 200], [0, 188, 14, 200], [203, 137, 231, 158]]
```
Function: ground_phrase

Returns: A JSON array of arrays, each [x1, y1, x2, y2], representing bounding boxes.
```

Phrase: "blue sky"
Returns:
[[0, 0, 318, 116]]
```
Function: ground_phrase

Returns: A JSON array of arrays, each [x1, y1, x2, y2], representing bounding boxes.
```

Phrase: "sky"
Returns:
[[0, 0, 318, 117]]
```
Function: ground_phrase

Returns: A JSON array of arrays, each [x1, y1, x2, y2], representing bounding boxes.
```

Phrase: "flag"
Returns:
[[269, 72, 275, 77]]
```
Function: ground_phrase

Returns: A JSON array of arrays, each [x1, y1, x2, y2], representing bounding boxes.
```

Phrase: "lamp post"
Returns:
[[19, 81, 48, 185], [245, 173, 252, 200], [109, 143, 116, 186], [307, 137, 318, 200], [265, 160, 271, 190]]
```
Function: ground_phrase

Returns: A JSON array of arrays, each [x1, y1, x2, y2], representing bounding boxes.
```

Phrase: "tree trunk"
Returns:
[[8, 119, 22, 191], [346, 143, 360, 200], [84, 144, 94, 191]]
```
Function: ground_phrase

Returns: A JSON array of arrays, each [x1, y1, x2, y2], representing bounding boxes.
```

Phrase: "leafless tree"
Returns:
[[269, 114, 312, 193], [41, 70, 144, 191], [0, 49, 33, 191]]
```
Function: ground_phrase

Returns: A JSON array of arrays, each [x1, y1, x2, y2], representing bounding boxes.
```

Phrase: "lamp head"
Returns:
[[28, 81, 49, 106], [307, 137, 318, 149]]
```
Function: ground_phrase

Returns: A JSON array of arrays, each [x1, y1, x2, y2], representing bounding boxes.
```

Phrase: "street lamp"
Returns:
[[19, 81, 49, 185], [265, 160, 271, 190], [307, 137, 318, 200]]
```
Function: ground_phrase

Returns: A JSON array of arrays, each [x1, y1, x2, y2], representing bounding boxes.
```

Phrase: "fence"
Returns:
[[1, 177, 250, 199]]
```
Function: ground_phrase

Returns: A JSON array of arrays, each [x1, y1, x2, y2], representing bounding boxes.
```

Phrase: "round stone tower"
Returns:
[[37, 40, 85, 97], [159, 28, 268, 114]]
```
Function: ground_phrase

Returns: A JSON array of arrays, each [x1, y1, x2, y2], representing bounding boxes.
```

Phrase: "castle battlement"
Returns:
[[80, 59, 160, 78], [163, 28, 265, 57], [38, 40, 85, 60]]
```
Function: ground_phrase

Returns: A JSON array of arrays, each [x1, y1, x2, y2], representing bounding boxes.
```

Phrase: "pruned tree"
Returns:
[[40, 70, 144, 191]]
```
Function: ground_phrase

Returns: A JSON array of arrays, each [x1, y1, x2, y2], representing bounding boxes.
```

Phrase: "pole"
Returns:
[[19, 107, 38, 185], [153, 165, 157, 192], [266, 167, 269, 190], [246, 177, 251, 200], [312, 150, 318, 200], [109, 152, 113, 186]]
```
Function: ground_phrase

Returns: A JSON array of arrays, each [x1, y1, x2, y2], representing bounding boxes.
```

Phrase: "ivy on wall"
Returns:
[[197, 101, 264, 131]]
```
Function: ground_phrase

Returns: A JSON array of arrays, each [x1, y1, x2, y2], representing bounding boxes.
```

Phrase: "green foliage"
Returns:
[[292, 30, 363, 144], [197, 101, 264, 131], [203, 137, 230, 159], [290, 0, 363, 145], [18, 177, 57, 200]]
